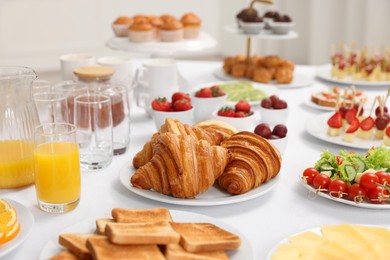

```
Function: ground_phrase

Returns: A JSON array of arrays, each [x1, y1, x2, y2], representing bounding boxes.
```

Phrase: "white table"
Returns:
[[1, 60, 388, 260]]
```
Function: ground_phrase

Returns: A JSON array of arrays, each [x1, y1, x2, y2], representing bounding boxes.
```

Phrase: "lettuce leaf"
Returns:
[[314, 150, 338, 171], [364, 146, 390, 170]]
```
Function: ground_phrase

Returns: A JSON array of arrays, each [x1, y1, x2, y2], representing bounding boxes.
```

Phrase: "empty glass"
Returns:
[[32, 79, 51, 94], [34, 92, 69, 124]]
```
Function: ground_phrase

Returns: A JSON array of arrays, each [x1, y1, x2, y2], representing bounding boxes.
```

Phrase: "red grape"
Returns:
[[272, 124, 288, 138], [261, 98, 273, 108], [254, 123, 271, 138]]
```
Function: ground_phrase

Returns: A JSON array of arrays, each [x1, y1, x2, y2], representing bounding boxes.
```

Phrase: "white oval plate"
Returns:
[[298, 172, 390, 209], [213, 68, 313, 89], [120, 163, 280, 206], [0, 199, 34, 258], [305, 112, 386, 150], [192, 80, 279, 106], [39, 210, 255, 260], [316, 64, 390, 87]]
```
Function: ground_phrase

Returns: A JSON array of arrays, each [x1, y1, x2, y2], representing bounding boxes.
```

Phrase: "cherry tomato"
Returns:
[[375, 171, 389, 185], [328, 180, 348, 198], [336, 156, 343, 165], [347, 183, 367, 203], [360, 173, 379, 191], [312, 174, 331, 190], [302, 168, 319, 185], [367, 186, 389, 204]]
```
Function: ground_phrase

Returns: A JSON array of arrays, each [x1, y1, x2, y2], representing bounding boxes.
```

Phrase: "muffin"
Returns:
[[133, 15, 149, 24], [239, 9, 264, 34], [263, 11, 279, 29], [180, 13, 201, 39], [236, 8, 258, 27], [160, 14, 176, 23], [112, 16, 133, 37], [159, 19, 184, 42], [271, 14, 294, 34], [128, 20, 154, 42], [149, 16, 163, 38]]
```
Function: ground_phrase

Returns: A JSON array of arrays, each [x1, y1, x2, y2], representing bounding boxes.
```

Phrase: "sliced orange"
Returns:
[[0, 208, 17, 232], [0, 223, 20, 245], [0, 200, 11, 213]]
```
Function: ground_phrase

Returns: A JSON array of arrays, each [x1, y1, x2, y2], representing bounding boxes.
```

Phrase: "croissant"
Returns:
[[218, 131, 281, 195], [193, 120, 238, 140], [131, 132, 232, 198], [132, 118, 224, 169]]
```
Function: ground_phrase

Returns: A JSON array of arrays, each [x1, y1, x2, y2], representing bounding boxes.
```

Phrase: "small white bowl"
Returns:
[[191, 92, 227, 123], [270, 22, 295, 34], [239, 21, 265, 34], [212, 110, 257, 131], [152, 107, 195, 130], [259, 106, 289, 126], [268, 136, 288, 155]]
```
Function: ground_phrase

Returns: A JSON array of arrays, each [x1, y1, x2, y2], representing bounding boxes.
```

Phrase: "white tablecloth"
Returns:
[[1, 60, 388, 260]]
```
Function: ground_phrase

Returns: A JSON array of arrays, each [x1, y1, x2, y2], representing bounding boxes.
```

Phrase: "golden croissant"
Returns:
[[132, 118, 225, 169], [219, 131, 281, 195], [131, 132, 232, 199]]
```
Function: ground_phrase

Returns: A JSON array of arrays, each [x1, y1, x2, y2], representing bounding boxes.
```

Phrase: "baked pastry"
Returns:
[[231, 63, 247, 78], [159, 19, 184, 42], [131, 133, 232, 198], [128, 20, 154, 42], [180, 13, 201, 39], [112, 16, 133, 37], [253, 67, 272, 83], [132, 118, 224, 169], [219, 131, 281, 194], [275, 67, 293, 84], [160, 14, 176, 23], [193, 119, 238, 140]]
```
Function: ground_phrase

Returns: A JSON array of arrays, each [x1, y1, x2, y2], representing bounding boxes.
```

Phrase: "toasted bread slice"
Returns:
[[111, 208, 172, 223], [87, 236, 165, 260], [106, 221, 180, 245], [96, 218, 114, 235], [49, 250, 78, 260], [165, 244, 229, 260], [171, 223, 241, 253], [59, 233, 98, 260]]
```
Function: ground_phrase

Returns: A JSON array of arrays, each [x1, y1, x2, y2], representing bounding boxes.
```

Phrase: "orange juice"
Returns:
[[0, 140, 34, 188], [34, 142, 80, 204]]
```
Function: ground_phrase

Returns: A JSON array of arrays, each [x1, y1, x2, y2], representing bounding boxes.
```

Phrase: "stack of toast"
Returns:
[[49, 208, 241, 260]]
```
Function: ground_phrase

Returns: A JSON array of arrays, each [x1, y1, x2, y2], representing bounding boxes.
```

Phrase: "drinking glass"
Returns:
[[96, 84, 131, 155], [34, 92, 69, 124], [74, 94, 113, 170], [34, 123, 81, 213], [32, 79, 51, 94]]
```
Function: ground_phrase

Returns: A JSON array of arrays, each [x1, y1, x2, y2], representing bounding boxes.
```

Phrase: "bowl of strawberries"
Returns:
[[212, 100, 257, 131], [191, 85, 227, 122], [151, 92, 194, 130]]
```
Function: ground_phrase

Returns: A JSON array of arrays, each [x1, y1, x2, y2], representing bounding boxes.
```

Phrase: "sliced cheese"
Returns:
[[351, 225, 390, 260], [271, 243, 314, 260]]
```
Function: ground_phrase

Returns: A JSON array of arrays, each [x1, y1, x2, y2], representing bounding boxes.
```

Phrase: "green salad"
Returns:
[[219, 81, 267, 102], [314, 146, 390, 184]]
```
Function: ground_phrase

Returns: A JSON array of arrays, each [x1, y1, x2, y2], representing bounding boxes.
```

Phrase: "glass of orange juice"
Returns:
[[34, 123, 81, 213]]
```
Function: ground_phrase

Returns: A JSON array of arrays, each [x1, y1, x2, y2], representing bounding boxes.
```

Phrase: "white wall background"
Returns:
[[0, 0, 389, 73]]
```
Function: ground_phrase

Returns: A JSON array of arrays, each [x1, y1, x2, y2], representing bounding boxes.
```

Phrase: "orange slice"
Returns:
[[0, 208, 17, 232], [0, 200, 11, 213], [0, 223, 20, 245]]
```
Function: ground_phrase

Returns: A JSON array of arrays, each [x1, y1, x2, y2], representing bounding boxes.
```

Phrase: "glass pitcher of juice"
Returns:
[[0, 67, 39, 188]]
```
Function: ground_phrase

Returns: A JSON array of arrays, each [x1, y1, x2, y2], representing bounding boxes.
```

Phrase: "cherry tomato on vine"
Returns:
[[367, 186, 389, 204], [360, 173, 379, 191], [302, 167, 319, 185], [328, 179, 348, 198], [312, 174, 331, 190], [347, 183, 367, 203], [375, 171, 389, 185]]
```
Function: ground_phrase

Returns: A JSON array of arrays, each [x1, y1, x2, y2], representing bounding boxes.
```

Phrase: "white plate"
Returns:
[[303, 99, 335, 111], [224, 24, 298, 40], [213, 68, 313, 89], [0, 199, 34, 258], [106, 32, 216, 55], [305, 112, 385, 150], [120, 163, 280, 206], [39, 210, 255, 260], [298, 173, 390, 209], [316, 64, 390, 87], [192, 80, 279, 106]]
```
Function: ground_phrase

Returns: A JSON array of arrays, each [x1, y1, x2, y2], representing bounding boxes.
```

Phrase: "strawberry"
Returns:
[[151, 97, 171, 112], [345, 118, 360, 133], [195, 88, 213, 98], [345, 108, 357, 124], [234, 111, 247, 118], [235, 100, 251, 113], [327, 111, 342, 128], [210, 85, 225, 97], [172, 92, 191, 104], [386, 126, 390, 137], [173, 98, 192, 111], [360, 116, 375, 130], [217, 107, 235, 117]]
